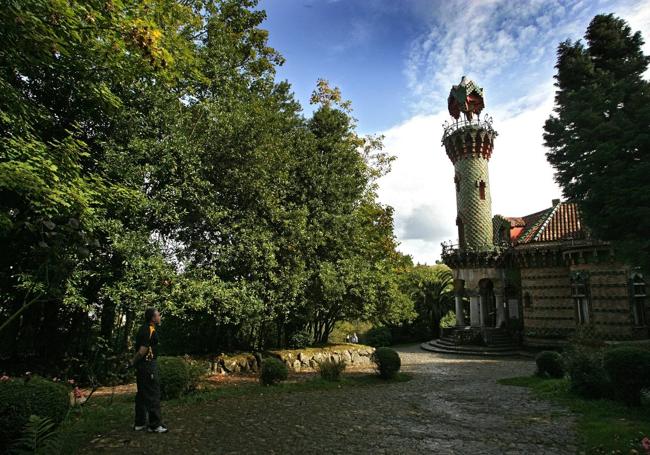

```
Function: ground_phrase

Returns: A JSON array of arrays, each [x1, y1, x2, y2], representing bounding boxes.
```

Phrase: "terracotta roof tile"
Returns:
[[508, 202, 585, 244]]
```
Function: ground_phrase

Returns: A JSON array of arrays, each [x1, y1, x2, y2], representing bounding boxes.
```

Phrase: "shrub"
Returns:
[[289, 329, 313, 349], [363, 326, 392, 347], [0, 376, 70, 451], [259, 358, 288, 386], [317, 358, 346, 382], [372, 347, 401, 379], [157, 357, 190, 400], [183, 357, 208, 393], [535, 351, 565, 378], [439, 310, 456, 329], [564, 348, 610, 399], [603, 346, 650, 406], [9, 415, 61, 454]]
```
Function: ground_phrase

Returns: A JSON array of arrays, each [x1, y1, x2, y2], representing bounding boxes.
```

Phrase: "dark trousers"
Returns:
[[135, 360, 162, 428]]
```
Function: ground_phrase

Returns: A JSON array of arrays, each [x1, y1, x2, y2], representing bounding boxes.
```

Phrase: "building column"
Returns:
[[455, 295, 465, 326], [508, 298, 519, 320], [479, 294, 488, 327], [469, 296, 480, 327], [495, 291, 506, 328]]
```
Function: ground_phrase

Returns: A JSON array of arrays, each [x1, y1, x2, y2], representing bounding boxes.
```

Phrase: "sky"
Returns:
[[258, 0, 650, 264]]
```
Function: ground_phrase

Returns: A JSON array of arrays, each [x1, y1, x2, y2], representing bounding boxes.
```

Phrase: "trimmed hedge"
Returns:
[[0, 376, 70, 450], [158, 356, 190, 400], [603, 346, 650, 406], [535, 351, 565, 378], [565, 348, 611, 399], [372, 347, 401, 379], [260, 358, 288, 385]]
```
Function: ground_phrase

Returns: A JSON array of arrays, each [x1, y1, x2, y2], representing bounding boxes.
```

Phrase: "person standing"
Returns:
[[129, 307, 168, 433]]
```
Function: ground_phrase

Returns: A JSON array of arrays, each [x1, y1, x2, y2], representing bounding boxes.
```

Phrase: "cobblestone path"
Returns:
[[84, 345, 576, 454]]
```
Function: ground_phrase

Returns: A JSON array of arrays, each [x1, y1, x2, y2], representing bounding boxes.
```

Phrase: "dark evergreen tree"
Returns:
[[544, 14, 650, 272]]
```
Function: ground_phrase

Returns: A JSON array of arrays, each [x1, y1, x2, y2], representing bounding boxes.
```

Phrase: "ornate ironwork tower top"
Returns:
[[447, 75, 485, 121]]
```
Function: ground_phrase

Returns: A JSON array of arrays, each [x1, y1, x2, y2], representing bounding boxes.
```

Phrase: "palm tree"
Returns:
[[408, 265, 454, 339]]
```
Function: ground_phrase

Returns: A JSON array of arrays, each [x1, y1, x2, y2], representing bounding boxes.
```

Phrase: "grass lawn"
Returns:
[[57, 371, 411, 454], [499, 376, 650, 454]]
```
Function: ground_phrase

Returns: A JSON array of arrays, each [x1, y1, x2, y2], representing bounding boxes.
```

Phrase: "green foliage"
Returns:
[[259, 358, 288, 386], [544, 14, 650, 272], [439, 310, 456, 329], [289, 329, 313, 349], [184, 357, 208, 394], [392, 264, 453, 342], [371, 347, 401, 379], [363, 326, 393, 347], [564, 347, 611, 399], [158, 357, 190, 400], [317, 358, 347, 382], [535, 351, 565, 378], [603, 347, 650, 406], [0, 0, 414, 378], [9, 415, 61, 455], [0, 377, 69, 451]]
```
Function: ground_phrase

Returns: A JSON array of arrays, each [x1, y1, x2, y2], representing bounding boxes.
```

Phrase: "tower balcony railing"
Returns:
[[441, 240, 512, 257], [442, 115, 496, 142]]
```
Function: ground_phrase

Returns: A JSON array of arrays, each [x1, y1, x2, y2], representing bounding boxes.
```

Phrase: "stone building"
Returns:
[[422, 77, 648, 354]]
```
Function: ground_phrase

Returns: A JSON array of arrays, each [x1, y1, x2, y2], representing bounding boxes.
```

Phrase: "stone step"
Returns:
[[420, 342, 520, 357], [435, 337, 516, 349], [427, 340, 518, 352]]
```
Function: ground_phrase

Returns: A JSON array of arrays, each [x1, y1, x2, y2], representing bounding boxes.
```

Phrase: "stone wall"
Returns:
[[209, 345, 375, 375]]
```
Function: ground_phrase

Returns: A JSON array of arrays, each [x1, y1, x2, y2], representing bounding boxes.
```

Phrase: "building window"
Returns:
[[456, 216, 464, 247], [571, 272, 590, 324], [454, 174, 460, 193], [478, 180, 486, 200], [631, 273, 646, 326]]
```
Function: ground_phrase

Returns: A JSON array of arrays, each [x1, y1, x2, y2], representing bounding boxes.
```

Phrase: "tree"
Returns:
[[400, 264, 453, 339], [544, 14, 650, 272], [0, 0, 413, 379]]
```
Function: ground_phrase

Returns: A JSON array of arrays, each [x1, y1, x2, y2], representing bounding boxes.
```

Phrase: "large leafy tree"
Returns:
[[544, 14, 650, 271], [0, 0, 415, 377]]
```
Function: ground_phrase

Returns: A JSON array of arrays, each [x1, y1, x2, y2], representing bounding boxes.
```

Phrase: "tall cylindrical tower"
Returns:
[[442, 77, 497, 251]]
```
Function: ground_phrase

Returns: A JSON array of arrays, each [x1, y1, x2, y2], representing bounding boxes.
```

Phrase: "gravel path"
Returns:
[[84, 345, 577, 454]]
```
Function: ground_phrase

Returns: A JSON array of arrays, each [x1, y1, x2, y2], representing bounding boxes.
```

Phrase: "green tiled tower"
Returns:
[[443, 77, 497, 251]]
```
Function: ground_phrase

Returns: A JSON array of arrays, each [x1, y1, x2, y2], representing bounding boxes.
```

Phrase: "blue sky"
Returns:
[[258, 0, 650, 263]]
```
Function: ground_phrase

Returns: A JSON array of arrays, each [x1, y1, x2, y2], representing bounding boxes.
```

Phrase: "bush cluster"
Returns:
[[555, 344, 650, 406], [289, 329, 313, 349], [603, 347, 650, 406], [259, 358, 288, 386], [0, 376, 70, 450], [157, 356, 207, 400], [564, 347, 611, 399], [363, 326, 392, 347], [372, 347, 401, 379], [535, 351, 565, 378], [158, 357, 190, 400], [317, 358, 346, 381]]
